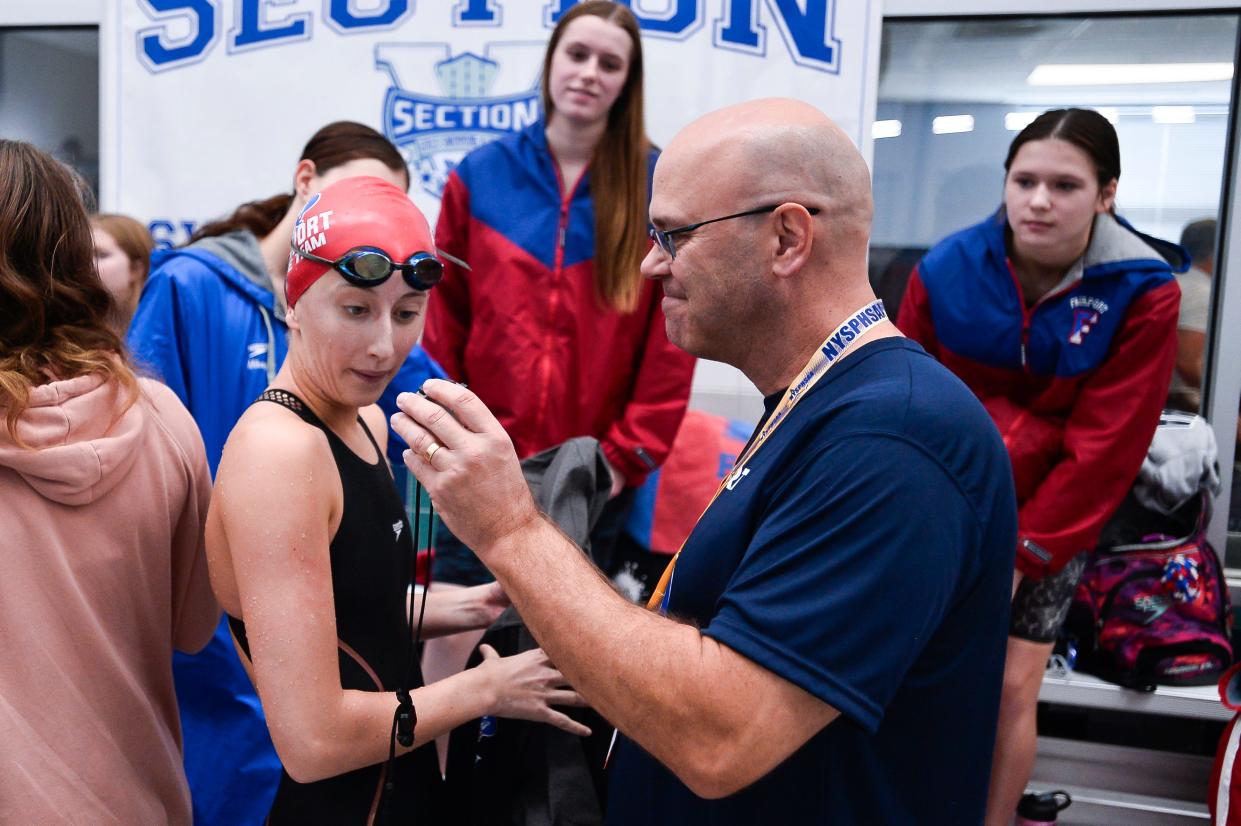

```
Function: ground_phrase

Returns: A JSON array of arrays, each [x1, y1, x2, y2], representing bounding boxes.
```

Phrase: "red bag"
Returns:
[[1210, 665, 1241, 824]]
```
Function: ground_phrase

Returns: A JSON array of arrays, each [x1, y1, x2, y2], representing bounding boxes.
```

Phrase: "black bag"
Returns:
[[441, 437, 614, 826]]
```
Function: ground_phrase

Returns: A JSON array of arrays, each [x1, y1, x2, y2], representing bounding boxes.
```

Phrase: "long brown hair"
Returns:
[[0, 140, 138, 442], [190, 121, 408, 243], [90, 212, 155, 322], [541, 1, 650, 312]]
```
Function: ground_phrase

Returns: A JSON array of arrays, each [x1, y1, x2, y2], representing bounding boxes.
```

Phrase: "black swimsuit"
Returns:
[[227, 389, 443, 824]]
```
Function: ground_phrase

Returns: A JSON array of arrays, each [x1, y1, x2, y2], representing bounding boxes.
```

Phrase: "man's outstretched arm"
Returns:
[[393, 380, 837, 799]]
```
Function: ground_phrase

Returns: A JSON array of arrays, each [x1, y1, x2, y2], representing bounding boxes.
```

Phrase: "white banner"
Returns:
[[102, 1, 881, 249]]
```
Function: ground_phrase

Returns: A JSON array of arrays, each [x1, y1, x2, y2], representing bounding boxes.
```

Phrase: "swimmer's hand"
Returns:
[[469, 581, 510, 629], [476, 644, 591, 737]]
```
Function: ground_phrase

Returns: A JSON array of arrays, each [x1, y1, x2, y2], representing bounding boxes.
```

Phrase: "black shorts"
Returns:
[[1009, 551, 1088, 644]]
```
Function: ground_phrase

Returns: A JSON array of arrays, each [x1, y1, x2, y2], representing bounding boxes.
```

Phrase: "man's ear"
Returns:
[[293, 159, 318, 202], [771, 204, 815, 279]]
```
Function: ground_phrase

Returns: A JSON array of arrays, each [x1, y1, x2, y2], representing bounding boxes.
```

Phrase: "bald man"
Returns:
[[393, 99, 1016, 824]]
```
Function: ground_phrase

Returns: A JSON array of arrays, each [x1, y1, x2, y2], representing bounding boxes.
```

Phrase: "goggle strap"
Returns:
[[435, 248, 472, 272]]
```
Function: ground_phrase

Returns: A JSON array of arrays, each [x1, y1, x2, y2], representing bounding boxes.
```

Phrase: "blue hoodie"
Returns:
[[128, 229, 444, 826]]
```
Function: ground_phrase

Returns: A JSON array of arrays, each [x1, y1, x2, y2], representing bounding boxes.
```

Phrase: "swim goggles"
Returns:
[[290, 241, 469, 292]]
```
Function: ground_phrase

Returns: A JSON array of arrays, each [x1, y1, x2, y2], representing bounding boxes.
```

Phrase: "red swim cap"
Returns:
[[285, 175, 434, 308]]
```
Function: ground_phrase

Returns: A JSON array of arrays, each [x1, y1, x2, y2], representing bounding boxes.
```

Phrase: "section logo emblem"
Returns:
[[376, 42, 544, 198]]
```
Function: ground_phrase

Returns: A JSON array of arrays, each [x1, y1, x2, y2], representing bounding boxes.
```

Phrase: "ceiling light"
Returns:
[[932, 115, 974, 135], [1005, 112, 1038, 131], [1027, 63, 1233, 86], [872, 119, 902, 139], [1152, 106, 1196, 124]]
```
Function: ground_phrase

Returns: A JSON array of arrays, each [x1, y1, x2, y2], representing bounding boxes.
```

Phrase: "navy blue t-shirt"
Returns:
[[607, 338, 1016, 825]]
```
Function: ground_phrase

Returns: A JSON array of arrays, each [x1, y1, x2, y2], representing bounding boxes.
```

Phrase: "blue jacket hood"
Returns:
[[151, 231, 277, 313]]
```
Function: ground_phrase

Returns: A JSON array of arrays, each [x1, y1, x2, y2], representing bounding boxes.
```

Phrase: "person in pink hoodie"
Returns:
[[0, 140, 220, 824]]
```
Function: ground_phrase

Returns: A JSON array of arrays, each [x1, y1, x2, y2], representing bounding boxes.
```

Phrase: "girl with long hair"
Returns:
[[0, 140, 218, 823], [422, 0, 696, 725]]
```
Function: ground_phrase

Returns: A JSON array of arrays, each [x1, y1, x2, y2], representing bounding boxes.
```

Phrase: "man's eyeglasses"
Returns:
[[290, 242, 468, 292], [648, 203, 821, 260]]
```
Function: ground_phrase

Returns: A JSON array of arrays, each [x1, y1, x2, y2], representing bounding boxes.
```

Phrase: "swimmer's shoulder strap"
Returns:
[[254, 388, 319, 426], [255, 388, 374, 439]]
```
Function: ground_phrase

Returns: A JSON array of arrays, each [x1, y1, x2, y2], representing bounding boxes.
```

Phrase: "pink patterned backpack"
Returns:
[[1067, 491, 1232, 690]]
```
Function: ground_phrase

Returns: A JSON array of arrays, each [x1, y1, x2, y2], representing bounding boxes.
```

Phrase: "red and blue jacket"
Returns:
[[424, 122, 695, 485], [898, 211, 1183, 578]]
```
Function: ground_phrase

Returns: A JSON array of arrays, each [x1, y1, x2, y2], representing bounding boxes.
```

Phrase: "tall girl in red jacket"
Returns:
[[421, 0, 695, 705], [898, 108, 1183, 826]]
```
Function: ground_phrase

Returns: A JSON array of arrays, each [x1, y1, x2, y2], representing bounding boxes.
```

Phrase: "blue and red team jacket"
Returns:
[[898, 211, 1183, 579], [423, 121, 695, 485]]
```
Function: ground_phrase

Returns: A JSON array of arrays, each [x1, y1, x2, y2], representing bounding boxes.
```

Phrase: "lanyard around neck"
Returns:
[[645, 299, 890, 613]]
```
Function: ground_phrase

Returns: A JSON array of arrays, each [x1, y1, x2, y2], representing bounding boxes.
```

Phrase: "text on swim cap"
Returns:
[[294, 210, 334, 254]]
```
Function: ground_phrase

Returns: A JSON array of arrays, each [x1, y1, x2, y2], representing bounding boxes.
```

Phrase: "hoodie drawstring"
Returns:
[[258, 304, 277, 383]]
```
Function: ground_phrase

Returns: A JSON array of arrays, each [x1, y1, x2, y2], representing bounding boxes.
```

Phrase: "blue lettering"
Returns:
[[768, 0, 838, 70], [545, 0, 577, 25], [327, 0, 411, 32], [841, 325, 856, 343], [148, 220, 177, 250], [715, 0, 761, 52], [231, 0, 309, 50], [713, 0, 841, 74], [550, 1, 700, 37], [138, 0, 218, 70], [820, 340, 838, 359], [848, 318, 862, 334], [147, 219, 198, 249], [629, 0, 700, 37], [454, 0, 500, 25]]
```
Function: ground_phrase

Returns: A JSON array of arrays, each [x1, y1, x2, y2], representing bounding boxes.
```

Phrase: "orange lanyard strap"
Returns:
[[645, 300, 889, 613]]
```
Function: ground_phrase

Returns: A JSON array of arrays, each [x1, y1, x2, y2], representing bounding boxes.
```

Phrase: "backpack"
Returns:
[[1066, 490, 1232, 690]]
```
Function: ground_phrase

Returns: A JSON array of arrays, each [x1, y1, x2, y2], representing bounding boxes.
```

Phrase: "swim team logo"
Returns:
[[299, 192, 321, 217], [1068, 296, 1108, 346], [375, 42, 544, 198]]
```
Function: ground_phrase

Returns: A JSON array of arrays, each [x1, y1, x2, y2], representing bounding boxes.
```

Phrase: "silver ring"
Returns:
[[424, 442, 442, 463]]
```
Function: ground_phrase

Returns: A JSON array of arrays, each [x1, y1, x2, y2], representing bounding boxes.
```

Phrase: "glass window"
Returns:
[[0, 27, 99, 196], [870, 14, 1240, 565]]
